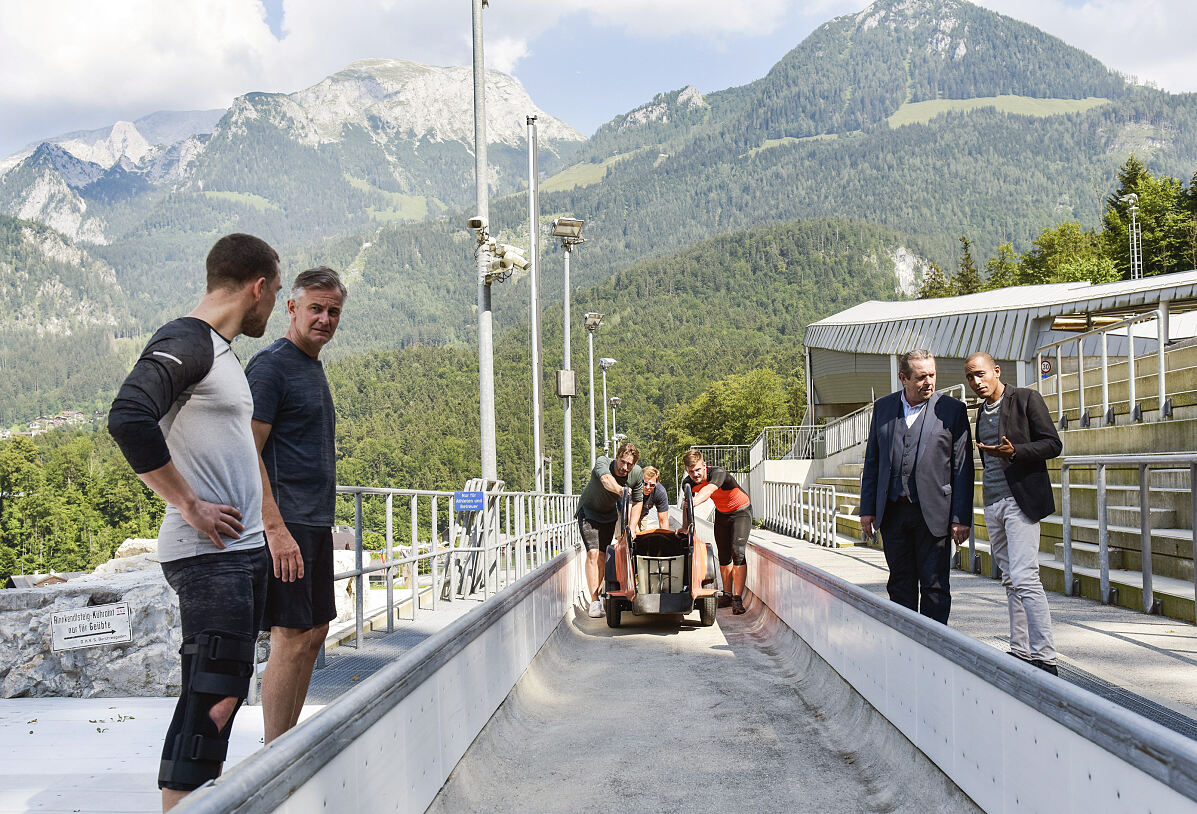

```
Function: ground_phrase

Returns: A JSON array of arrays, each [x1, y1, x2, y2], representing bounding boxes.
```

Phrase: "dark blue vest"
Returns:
[[889, 405, 926, 503]]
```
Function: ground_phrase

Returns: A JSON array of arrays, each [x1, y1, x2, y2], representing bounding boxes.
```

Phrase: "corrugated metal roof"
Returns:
[[804, 271, 1197, 358]]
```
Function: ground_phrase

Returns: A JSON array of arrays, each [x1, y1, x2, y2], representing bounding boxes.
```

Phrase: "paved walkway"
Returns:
[[755, 528, 1197, 725]]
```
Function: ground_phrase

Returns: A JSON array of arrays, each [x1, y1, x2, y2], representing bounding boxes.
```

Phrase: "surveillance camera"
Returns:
[[467, 216, 488, 230], [496, 244, 530, 271]]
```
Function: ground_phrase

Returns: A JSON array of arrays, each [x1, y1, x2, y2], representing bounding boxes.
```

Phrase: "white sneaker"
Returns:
[[588, 599, 603, 618]]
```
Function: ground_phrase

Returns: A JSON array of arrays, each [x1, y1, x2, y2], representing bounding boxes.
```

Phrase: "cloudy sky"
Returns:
[[1, 0, 1193, 156]]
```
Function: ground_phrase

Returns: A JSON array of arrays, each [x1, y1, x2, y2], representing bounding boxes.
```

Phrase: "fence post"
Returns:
[[1097, 464, 1110, 604], [354, 493, 364, 648], [1191, 463, 1196, 617], [1139, 464, 1154, 613], [1156, 308, 1170, 419], [1128, 331, 1139, 422], [385, 493, 394, 633], [1055, 345, 1064, 426], [1062, 465, 1073, 595], [435, 497, 447, 612], [1077, 337, 1087, 425], [1101, 333, 1112, 425]]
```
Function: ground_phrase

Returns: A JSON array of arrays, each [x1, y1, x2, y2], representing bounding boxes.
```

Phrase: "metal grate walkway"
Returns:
[[307, 598, 485, 703], [980, 636, 1197, 741]]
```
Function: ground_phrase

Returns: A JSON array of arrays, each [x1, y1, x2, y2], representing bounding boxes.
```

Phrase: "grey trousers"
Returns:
[[985, 496, 1057, 663]]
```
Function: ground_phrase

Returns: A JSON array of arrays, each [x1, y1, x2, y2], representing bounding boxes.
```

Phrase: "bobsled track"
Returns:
[[427, 598, 977, 814], [177, 533, 1197, 814]]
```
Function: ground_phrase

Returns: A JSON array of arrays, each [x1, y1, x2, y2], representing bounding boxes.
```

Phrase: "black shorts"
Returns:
[[161, 546, 270, 641], [260, 523, 337, 631], [578, 511, 617, 553], [714, 506, 753, 567]]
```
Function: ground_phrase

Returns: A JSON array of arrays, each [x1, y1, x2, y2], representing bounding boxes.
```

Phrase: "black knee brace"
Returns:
[[159, 631, 255, 791]]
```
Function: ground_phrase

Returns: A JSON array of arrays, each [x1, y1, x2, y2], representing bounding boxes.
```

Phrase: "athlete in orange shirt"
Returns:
[[680, 449, 753, 615]]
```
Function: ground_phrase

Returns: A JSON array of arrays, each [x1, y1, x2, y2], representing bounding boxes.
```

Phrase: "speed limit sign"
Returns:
[[1040, 359, 1052, 375]]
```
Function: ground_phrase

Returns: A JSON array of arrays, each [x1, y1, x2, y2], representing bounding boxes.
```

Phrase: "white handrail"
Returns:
[[328, 484, 580, 650], [1059, 453, 1196, 616], [1033, 308, 1170, 427], [760, 481, 839, 547]]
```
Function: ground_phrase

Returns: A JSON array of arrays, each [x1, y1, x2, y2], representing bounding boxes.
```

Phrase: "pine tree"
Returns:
[[917, 262, 952, 298], [983, 243, 1017, 290], [954, 235, 983, 295]]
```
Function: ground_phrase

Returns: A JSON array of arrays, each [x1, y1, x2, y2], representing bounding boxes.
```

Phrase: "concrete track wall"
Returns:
[[175, 548, 582, 814], [748, 539, 1197, 813]]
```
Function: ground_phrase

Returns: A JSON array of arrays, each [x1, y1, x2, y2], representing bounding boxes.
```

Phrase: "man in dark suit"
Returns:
[[860, 350, 973, 623], [965, 352, 1063, 675]]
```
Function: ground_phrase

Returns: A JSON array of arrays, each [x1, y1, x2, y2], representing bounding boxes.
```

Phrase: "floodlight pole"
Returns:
[[562, 243, 574, 494], [471, 0, 496, 481], [1125, 194, 1143, 280], [610, 396, 621, 446], [527, 115, 543, 492], [585, 316, 603, 467], [601, 365, 611, 455]]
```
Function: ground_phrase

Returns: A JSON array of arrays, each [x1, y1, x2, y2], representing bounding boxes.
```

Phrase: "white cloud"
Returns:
[[0, 0, 816, 153], [1, 0, 1195, 156], [1, 1, 278, 109], [976, 0, 1197, 94], [569, 0, 797, 39]]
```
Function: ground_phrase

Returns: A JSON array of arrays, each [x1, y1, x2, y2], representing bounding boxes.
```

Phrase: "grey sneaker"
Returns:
[[588, 599, 604, 618]]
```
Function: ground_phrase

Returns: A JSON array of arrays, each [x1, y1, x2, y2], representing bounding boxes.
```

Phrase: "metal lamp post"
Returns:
[[527, 115, 544, 492], [553, 217, 585, 494], [609, 396, 622, 448], [584, 313, 603, 467], [599, 357, 616, 456], [470, 0, 496, 481], [1123, 193, 1143, 280]]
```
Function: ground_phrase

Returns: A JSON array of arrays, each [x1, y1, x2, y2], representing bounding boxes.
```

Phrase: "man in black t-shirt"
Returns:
[[246, 266, 345, 743], [637, 466, 671, 532]]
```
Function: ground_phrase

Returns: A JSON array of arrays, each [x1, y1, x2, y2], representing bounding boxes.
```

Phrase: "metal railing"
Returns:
[[749, 425, 823, 467], [823, 403, 870, 457], [686, 444, 752, 473], [1034, 308, 1172, 428], [760, 482, 839, 547], [675, 445, 752, 495], [327, 483, 580, 651], [1060, 453, 1196, 615], [769, 383, 969, 463]]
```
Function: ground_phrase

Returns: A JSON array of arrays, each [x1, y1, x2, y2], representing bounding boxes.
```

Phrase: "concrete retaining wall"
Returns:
[[748, 539, 1197, 813]]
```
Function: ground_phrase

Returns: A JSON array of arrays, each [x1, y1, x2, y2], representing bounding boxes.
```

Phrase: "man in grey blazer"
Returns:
[[860, 350, 973, 623]]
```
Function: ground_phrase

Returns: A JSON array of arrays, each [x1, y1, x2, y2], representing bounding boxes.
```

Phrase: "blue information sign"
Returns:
[[454, 490, 485, 511]]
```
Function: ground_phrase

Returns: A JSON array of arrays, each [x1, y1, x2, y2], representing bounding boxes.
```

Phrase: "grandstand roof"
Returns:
[[804, 270, 1197, 360]]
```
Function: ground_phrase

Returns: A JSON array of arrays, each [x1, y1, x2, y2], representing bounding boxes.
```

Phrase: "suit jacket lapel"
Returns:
[[915, 391, 940, 460], [878, 393, 901, 486], [999, 385, 1014, 439]]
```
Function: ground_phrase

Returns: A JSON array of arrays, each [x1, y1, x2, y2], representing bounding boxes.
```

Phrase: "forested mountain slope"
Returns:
[[0, 217, 904, 579], [328, 218, 906, 494], [4, 0, 1197, 426]]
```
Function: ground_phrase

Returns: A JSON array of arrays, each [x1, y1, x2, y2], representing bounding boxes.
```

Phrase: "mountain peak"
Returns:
[[28, 143, 105, 188], [232, 58, 584, 149]]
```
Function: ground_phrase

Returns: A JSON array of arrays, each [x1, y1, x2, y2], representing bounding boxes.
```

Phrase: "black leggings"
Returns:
[[158, 547, 269, 790], [714, 507, 752, 566]]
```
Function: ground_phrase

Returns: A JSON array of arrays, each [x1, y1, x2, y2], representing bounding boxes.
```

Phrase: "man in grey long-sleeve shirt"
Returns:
[[108, 233, 299, 811]]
